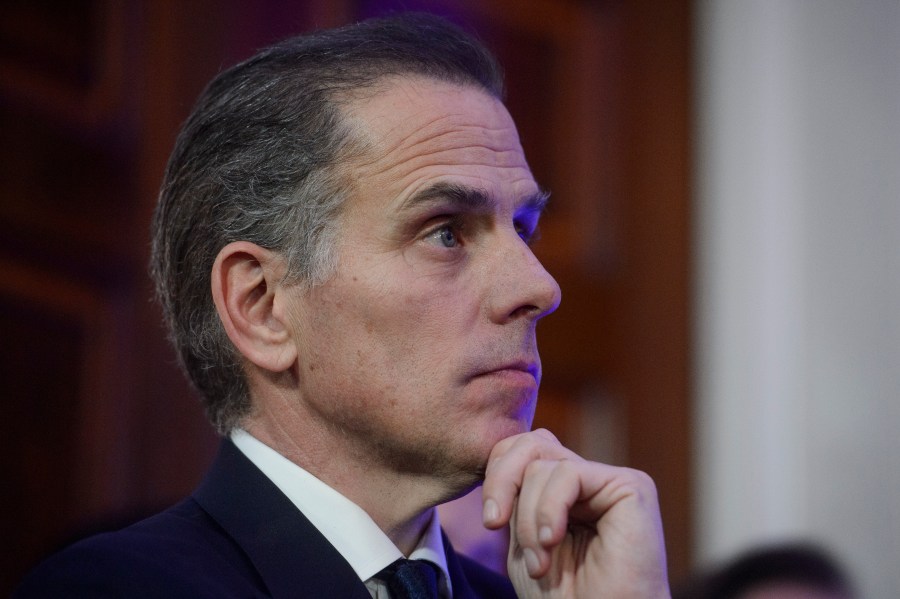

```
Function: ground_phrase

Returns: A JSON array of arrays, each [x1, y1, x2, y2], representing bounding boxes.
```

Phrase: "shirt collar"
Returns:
[[230, 429, 451, 594]]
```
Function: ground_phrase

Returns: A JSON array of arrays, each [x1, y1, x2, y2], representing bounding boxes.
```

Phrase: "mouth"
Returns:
[[466, 359, 541, 422], [475, 360, 540, 384]]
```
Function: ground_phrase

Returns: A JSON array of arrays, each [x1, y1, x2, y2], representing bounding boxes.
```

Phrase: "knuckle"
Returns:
[[523, 458, 548, 479], [533, 428, 559, 443], [625, 467, 654, 486], [490, 433, 519, 458], [619, 467, 659, 498], [556, 457, 578, 475]]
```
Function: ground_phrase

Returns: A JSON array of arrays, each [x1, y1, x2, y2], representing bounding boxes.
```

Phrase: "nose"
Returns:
[[489, 234, 561, 323]]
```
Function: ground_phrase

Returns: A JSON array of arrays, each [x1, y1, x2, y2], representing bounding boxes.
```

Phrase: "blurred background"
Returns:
[[0, 0, 896, 597]]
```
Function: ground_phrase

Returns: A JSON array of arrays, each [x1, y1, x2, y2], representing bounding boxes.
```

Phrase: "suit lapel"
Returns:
[[442, 530, 477, 599], [193, 440, 371, 599]]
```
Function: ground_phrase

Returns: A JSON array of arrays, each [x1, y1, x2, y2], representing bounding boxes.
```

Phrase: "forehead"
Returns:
[[341, 76, 539, 210]]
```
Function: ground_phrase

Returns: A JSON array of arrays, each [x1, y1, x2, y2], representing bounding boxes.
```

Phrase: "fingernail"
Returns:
[[539, 525, 553, 544], [523, 548, 541, 576], [483, 498, 499, 523]]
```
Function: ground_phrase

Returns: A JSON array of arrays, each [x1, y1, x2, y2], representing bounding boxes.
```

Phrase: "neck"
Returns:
[[243, 395, 457, 555]]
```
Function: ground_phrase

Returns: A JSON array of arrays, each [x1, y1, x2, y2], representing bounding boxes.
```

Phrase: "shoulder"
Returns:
[[13, 498, 267, 598], [456, 553, 517, 599]]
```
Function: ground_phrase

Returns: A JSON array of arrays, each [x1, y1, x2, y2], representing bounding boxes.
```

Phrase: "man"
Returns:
[[673, 543, 855, 599], [16, 13, 669, 598]]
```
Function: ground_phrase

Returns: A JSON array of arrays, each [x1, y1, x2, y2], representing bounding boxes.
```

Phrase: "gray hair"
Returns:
[[150, 13, 504, 434]]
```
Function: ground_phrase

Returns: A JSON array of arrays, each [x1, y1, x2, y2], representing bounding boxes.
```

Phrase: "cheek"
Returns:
[[362, 270, 473, 333], [304, 258, 484, 379]]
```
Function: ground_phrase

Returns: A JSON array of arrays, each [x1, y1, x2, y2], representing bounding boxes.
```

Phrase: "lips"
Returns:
[[474, 360, 540, 383]]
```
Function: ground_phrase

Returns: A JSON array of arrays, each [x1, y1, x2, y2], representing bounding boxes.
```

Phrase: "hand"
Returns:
[[481, 429, 670, 598]]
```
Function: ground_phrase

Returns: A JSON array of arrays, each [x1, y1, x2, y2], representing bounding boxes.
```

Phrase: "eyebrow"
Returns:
[[399, 181, 550, 215]]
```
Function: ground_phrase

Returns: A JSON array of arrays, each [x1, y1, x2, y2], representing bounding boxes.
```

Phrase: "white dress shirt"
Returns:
[[231, 429, 452, 598]]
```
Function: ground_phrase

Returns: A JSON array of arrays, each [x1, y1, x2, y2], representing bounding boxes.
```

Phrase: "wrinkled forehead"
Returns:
[[338, 76, 536, 206], [342, 75, 526, 165]]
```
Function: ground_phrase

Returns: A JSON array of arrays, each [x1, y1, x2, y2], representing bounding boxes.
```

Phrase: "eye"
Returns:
[[515, 220, 539, 245], [425, 223, 461, 248], [516, 224, 530, 242]]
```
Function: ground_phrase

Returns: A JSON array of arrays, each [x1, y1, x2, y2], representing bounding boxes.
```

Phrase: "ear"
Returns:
[[211, 241, 297, 373]]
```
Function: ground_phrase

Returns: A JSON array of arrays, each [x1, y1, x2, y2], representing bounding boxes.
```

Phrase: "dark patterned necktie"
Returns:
[[377, 558, 440, 599]]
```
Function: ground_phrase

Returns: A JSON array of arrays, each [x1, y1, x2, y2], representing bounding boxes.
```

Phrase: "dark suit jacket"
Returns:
[[15, 440, 516, 598]]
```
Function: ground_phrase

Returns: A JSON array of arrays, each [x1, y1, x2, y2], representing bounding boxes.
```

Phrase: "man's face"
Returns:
[[284, 77, 560, 490]]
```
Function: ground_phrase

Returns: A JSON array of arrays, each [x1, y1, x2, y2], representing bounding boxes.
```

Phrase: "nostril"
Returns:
[[509, 304, 541, 320]]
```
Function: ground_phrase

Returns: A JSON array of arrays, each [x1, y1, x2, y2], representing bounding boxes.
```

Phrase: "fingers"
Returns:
[[482, 428, 578, 531], [511, 458, 585, 578], [530, 459, 585, 547], [483, 429, 667, 583]]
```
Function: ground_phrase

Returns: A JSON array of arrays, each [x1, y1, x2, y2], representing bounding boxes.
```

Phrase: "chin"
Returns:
[[494, 414, 533, 439], [497, 400, 536, 436], [472, 414, 533, 463], [429, 420, 524, 503]]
